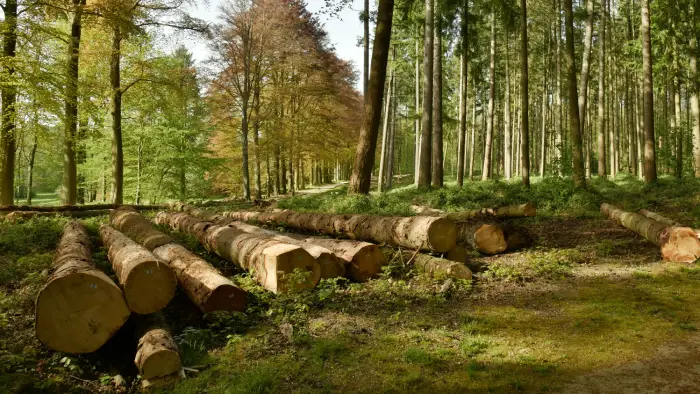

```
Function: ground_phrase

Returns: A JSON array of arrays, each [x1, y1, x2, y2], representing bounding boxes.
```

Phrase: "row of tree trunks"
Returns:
[[411, 203, 536, 221], [110, 207, 246, 313], [155, 212, 320, 293], [220, 210, 457, 253], [601, 203, 700, 263], [0, 203, 165, 212], [35, 221, 130, 354], [400, 251, 472, 280], [133, 313, 182, 380], [2, 210, 111, 221], [638, 209, 700, 238], [99, 225, 177, 314]]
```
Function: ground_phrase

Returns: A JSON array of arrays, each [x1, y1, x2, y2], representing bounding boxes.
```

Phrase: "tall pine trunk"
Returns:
[[564, 0, 585, 188], [482, 10, 496, 181], [504, 32, 512, 180], [691, 33, 700, 177], [363, 0, 369, 98], [597, 3, 606, 177], [539, 31, 549, 177], [520, 0, 530, 187], [432, 3, 443, 187], [0, 0, 18, 206], [578, 0, 594, 136], [378, 51, 395, 193], [348, 0, 394, 194], [418, 0, 433, 187], [641, 0, 657, 182], [253, 82, 262, 199], [110, 27, 124, 204]]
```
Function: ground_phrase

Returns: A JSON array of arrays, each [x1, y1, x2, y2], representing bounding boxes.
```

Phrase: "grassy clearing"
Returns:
[[1, 176, 699, 392]]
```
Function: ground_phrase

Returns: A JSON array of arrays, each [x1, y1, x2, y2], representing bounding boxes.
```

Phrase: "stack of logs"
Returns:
[[601, 203, 700, 263]]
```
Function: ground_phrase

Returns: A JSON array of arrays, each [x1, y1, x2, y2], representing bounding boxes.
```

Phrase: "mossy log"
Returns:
[[638, 209, 700, 238], [601, 203, 700, 263], [411, 203, 537, 221], [99, 225, 177, 314], [155, 212, 320, 293], [35, 221, 130, 353], [221, 210, 457, 253], [456, 222, 507, 255], [110, 207, 246, 313], [402, 251, 472, 280], [133, 313, 181, 379]]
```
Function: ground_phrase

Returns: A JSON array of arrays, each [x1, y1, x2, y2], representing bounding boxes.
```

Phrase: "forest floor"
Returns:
[[2, 175, 700, 393]]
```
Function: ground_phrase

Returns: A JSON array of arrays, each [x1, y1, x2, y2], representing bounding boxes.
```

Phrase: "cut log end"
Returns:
[[348, 243, 385, 282], [443, 245, 469, 264], [123, 260, 177, 315], [317, 255, 347, 280], [264, 244, 320, 293], [139, 347, 182, 380], [426, 218, 458, 252], [35, 270, 130, 354], [201, 284, 247, 314], [474, 224, 507, 255], [661, 227, 700, 264], [134, 315, 182, 380]]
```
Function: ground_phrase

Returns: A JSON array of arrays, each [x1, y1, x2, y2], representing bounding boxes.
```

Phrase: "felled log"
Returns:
[[35, 221, 130, 353], [456, 222, 507, 255], [133, 313, 182, 380], [292, 237, 384, 282], [601, 203, 700, 263], [3, 209, 111, 221], [155, 212, 320, 293], [0, 203, 165, 212], [99, 225, 177, 314], [501, 223, 535, 251], [411, 203, 537, 221], [402, 251, 472, 280], [638, 209, 700, 238], [221, 210, 457, 253], [443, 245, 469, 264], [110, 208, 246, 313]]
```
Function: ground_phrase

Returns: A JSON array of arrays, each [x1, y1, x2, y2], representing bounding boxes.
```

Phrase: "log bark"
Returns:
[[221, 210, 457, 253], [601, 203, 700, 263], [99, 225, 177, 314], [411, 203, 536, 221], [0, 203, 165, 212], [293, 237, 384, 282], [35, 221, 130, 353], [638, 209, 700, 238], [402, 251, 472, 280], [443, 245, 469, 264], [456, 222, 507, 255], [133, 313, 181, 379], [3, 210, 111, 221], [110, 208, 246, 313], [155, 212, 320, 293]]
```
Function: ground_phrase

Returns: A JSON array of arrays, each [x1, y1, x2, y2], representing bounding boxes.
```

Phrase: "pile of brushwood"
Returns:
[[14, 201, 540, 388]]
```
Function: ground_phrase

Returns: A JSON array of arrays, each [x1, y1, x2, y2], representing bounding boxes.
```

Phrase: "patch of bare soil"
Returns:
[[562, 332, 700, 394]]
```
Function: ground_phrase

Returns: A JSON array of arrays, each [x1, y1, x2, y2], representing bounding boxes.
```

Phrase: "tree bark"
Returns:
[[432, 3, 443, 187], [469, 82, 476, 180], [457, 2, 468, 187], [348, 0, 394, 194], [133, 313, 182, 379], [110, 27, 124, 204], [411, 203, 536, 220], [597, 5, 606, 177], [363, 0, 370, 98], [504, 31, 512, 180], [378, 51, 395, 193], [578, 0, 594, 137], [99, 225, 177, 314], [0, 0, 18, 206], [641, 0, 657, 182], [456, 222, 507, 255], [35, 221, 130, 353], [520, 0, 531, 187], [414, 24, 421, 186], [692, 32, 700, 177], [418, 0, 433, 188], [402, 251, 472, 280], [482, 10, 496, 181], [564, 0, 585, 188], [602, 203, 700, 263], [26, 136, 37, 205], [540, 32, 549, 177]]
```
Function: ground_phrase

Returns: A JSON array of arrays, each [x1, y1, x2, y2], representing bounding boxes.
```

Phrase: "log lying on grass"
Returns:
[[443, 245, 469, 264], [601, 203, 700, 263], [35, 221, 130, 353], [133, 313, 182, 379], [0, 203, 165, 212], [402, 251, 472, 280], [412, 203, 537, 221], [456, 222, 507, 255], [99, 225, 177, 314], [638, 209, 700, 238], [221, 210, 457, 253], [110, 208, 246, 313], [155, 212, 320, 293], [3, 209, 111, 221]]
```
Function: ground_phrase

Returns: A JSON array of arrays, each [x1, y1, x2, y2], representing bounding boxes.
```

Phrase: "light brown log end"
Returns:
[[444, 245, 469, 264], [317, 254, 347, 280], [123, 259, 177, 314], [261, 244, 320, 293], [426, 218, 458, 252], [134, 315, 182, 379], [661, 227, 700, 263], [201, 284, 247, 314], [347, 243, 385, 282], [474, 224, 507, 255], [35, 269, 130, 353]]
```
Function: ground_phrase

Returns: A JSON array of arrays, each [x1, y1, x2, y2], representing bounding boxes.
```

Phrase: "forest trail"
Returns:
[[563, 332, 700, 393], [294, 182, 347, 196]]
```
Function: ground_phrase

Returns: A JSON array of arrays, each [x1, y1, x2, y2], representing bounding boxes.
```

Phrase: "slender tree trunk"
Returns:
[[597, 4, 607, 177], [504, 32, 512, 180], [274, 145, 281, 195], [414, 25, 421, 185], [432, 3, 443, 187], [578, 0, 594, 136], [418, 0, 433, 187], [691, 33, 700, 177], [63, 0, 85, 205], [348, 0, 394, 194], [363, 0, 369, 98], [253, 83, 262, 199], [26, 136, 37, 205], [387, 74, 397, 188], [241, 108, 251, 200], [540, 32, 549, 177], [626, 0, 636, 176], [482, 10, 496, 181], [554, 0, 563, 175], [520, 0, 530, 187], [110, 27, 124, 204], [469, 83, 477, 180], [136, 138, 143, 204], [0, 0, 17, 206], [378, 52, 395, 193], [637, 75, 645, 177], [641, 0, 657, 182], [564, 0, 585, 188]]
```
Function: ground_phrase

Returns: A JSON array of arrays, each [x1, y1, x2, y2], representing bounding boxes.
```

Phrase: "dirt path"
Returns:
[[563, 332, 700, 393]]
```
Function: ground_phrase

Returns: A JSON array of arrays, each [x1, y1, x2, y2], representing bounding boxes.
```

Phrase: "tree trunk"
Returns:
[[241, 109, 251, 200], [504, 31, 512, 180], [154, 212, 320, 293], [348, 0, 395, 194], [601, 203, 700, 263], [4, 209, 111, 222], [540, 32, 549, 177], [692, 32, 700, 177], [133, 313, 181, 379], [35, 221, 130, 353], [378, 51, 395, 193], [253, 83, 262, 199], [26, 136, 37, 205], [412, 203, 536, 221], [417, 0, 433, 188], [414, 24, 421, 186], [578, 0, 594, 137], [457, 7, 468, 186], [641, 0, 657, 182], [99, 225, 177, 314], [482, 10, 496, 181], [674, 77, 682, 178], [520, 0, 530, 187], [110, 27, 124, 204], [432, 3, 443, 187], [456, 222, 507, 255], [0, 0, 18, 206], [363, 0, 370, 98], [222, 210, 457, 253], [564, 0, 585, 188], [402, 251, 472, 280]]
